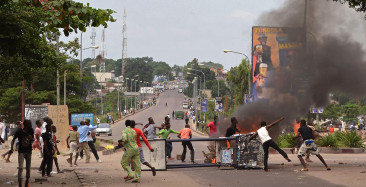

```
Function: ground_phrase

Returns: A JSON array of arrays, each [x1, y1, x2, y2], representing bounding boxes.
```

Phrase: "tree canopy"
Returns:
[[333, 0, 366, 18]]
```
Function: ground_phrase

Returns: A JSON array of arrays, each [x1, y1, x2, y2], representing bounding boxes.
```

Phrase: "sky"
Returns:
[[61, 0, 287, 69]]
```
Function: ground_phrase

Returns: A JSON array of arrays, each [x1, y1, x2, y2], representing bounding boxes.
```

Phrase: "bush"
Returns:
[[277, 133, 297, 148], [315, 133, 339, 148], [336, 131, 364, 148]]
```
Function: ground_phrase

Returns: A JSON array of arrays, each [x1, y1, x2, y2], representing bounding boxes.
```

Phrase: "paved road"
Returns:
[[100, 89, 210, 162]]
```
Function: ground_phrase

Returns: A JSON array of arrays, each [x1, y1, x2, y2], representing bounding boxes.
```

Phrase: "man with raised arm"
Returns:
[[130, 120, 156, 176], [293, 120, 331, 171], [248, 117, 291, 172]]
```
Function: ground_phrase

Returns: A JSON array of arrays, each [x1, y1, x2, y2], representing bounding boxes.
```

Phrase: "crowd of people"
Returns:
[[0, 112, 337, 186], [116, 115, 196, 183], [0, 116, 104, 187]]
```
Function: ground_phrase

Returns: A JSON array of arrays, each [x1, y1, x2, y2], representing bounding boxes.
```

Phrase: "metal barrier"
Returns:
[[166, 137, 237, 169]]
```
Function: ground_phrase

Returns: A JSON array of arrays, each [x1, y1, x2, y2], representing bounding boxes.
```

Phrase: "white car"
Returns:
[[178, 88, 183, 93], [95, 123, 112, 136]]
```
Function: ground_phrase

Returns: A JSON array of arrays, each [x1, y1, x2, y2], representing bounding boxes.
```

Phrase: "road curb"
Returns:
[[269, 147, 366, 154]]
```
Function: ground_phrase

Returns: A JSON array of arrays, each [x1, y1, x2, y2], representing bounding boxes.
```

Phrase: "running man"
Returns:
[[143, 117, 163, 139], [121, 120, 141, 183], [130, 120, 156, 176], [248, 117, 291, 172], [157, 122, 179, 160], [11, 120, 34, 187], [293, 120, 331, 171]]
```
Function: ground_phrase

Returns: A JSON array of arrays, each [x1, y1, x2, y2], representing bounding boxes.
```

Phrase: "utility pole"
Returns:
[[56, 34, 60, 105], [64, 71, 67, 105], [80, 32, 83, 100], [21, 80, 25, 121]]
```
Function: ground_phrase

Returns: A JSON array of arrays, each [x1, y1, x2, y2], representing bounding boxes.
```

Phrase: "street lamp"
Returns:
[[79, 34, 99, 100], [90, 65, 97, 112], [131, 79, 134, 110], [187, 68, 205, 98], [125, 77, 129, 114], [199, 63, 221, 97], [117, 76, 123, 116], [223, 49, 251, 95]]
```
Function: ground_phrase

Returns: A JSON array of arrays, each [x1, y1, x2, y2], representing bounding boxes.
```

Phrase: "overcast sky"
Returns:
[[61, 0, 287, 69]]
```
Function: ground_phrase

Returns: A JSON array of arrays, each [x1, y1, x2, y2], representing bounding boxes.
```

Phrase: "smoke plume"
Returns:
[[217, 0, 366, 137]]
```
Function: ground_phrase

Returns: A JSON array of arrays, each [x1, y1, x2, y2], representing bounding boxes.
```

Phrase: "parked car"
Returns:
[[95, 123, 112, 136], [183, 102, 189, 109], [175, 111, 185, 119], [178, 88, 183, 93]]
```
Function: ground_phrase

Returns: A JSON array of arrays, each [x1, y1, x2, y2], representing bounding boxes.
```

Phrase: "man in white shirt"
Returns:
[[249, 117, 291, 172]]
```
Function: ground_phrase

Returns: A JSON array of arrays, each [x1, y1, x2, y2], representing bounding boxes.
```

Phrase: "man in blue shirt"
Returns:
[[77, 121, 96, 163]]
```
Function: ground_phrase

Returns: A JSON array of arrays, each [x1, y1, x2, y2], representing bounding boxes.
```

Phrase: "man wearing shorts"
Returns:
[[66, 126, 79, 167], [131, 120, 156, 176], [293, 120, 331, 171]]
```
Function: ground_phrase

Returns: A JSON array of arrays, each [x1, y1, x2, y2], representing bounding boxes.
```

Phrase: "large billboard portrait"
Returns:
[[252, 27, 305, 100]]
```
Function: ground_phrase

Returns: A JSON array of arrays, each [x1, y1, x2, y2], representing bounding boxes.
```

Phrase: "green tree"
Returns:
[[333, 0, 366, 18], [320, 104, 341, 120], [210, 80, 229, 98], [0, 0, 115, 82], [341, 103, 360, 123], [227, 59, 250, 104], [148, 61, 172, 78]]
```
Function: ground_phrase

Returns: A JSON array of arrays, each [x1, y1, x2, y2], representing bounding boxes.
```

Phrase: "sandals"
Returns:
[[300, 168, 309, 172], [124, 176, 135, 182]]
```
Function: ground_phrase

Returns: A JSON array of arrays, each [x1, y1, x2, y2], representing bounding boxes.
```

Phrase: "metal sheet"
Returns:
[[141, 139, 166, 171]]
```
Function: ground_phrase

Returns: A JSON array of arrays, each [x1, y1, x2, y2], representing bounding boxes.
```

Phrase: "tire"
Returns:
[[108, 134, 112, 136]]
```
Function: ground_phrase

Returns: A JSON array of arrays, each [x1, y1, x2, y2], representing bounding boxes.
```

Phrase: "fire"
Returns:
[[237, 124, 258, 134], [211, 158, 216, 164]]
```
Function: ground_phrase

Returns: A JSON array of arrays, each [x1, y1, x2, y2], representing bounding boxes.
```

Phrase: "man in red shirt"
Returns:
[[207, 116, 218, 136], [131, 120, 156, 176]]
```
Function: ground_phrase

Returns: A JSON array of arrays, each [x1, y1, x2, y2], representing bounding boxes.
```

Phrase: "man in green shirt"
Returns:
[[121, 120, 141, 183], [157, 122, 179, 160]]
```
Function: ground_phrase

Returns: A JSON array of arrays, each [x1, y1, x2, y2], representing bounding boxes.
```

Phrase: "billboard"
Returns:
[[140, 87, 154, 94], [70, 113, 94, 126], [215, 97, 223, 112], [252, 27, 305, 100], [201, 99, 208, 113], [25, 105, 48, 129]]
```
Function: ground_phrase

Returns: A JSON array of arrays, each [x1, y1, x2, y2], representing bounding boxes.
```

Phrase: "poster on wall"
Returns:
[[252, 27, 305, 101]]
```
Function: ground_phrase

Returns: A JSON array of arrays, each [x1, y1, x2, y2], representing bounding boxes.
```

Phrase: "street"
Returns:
[[100, 89, 210, 162], [2, 90, 365, 186]]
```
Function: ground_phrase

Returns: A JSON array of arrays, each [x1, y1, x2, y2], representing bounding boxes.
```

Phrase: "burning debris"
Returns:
[[216, 0, 366, 138]]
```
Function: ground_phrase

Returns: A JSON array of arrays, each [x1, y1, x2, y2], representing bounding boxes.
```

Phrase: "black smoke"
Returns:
[[216, 0, 366, 137]]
